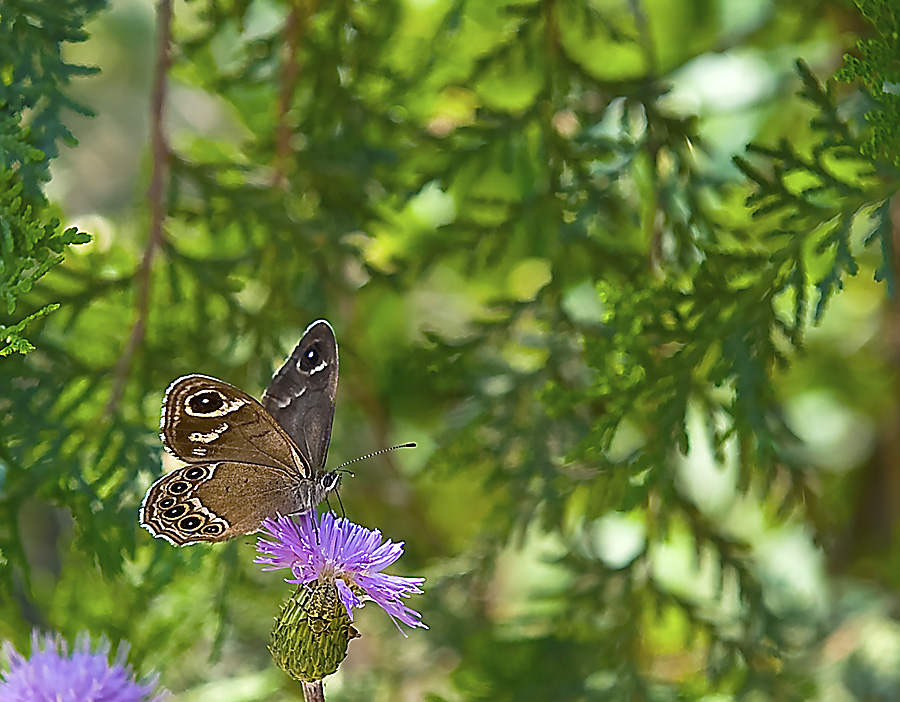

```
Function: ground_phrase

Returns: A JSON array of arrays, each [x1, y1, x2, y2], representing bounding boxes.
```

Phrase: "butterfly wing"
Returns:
[[262, 319, 338, 472], [161, 374, 309, 476], [144, 322, 340, 546], [139, 461, 328, 545]]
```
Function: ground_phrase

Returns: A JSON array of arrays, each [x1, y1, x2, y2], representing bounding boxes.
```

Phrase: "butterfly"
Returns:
[[140, 320, 340, 545]]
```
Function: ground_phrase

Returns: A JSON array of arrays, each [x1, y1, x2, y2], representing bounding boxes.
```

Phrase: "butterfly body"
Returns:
[[140, 320, 339, 546]]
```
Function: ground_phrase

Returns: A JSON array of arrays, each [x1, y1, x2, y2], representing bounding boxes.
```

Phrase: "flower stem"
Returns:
[[301, 680, 324, 702]]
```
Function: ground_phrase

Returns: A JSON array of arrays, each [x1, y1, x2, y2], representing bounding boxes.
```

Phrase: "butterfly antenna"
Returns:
[[334, 442, 417, 474]]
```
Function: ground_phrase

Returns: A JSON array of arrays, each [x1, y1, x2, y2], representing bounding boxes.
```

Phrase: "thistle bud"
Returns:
[[269, 580, 360, 682]]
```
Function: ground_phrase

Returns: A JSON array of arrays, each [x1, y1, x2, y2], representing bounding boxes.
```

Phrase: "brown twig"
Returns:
[[105, 0, 172, 417], [272, 1, 311, 188], [301, 680, 325, 702]]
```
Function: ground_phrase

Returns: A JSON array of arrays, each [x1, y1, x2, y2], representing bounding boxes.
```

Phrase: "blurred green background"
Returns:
[[3, 0, 900, 699]]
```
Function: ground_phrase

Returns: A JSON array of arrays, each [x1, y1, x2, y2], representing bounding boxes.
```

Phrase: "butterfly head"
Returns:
[[321, 471, 342, 494]]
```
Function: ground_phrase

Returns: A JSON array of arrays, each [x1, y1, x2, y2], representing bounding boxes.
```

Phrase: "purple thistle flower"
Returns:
[[256, 512, 427, 633], [0, 632, 165, 702]]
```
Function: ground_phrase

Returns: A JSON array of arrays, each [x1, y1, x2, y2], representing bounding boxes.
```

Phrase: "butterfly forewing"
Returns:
[[161, 375, 308, 476], [262, 319, 338, 472]]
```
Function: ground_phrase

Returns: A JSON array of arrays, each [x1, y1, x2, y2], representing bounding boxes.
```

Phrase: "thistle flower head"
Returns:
[[0, 632, 164, 702], [256, 512, 427, 633]]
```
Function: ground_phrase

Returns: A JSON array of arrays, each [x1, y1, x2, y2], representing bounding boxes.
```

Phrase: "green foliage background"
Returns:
[[2, 0, 900, 699]]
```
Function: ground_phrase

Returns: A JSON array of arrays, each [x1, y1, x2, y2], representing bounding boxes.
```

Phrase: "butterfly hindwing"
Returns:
[[139, 461, 318, 545]]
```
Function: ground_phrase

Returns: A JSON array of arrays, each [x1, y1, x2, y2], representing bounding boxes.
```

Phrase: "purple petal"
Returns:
[[358, 540, 405, 571], [355, 570, 427, 633], [334, 579, 363, 620], [254, 517, 306, 570]]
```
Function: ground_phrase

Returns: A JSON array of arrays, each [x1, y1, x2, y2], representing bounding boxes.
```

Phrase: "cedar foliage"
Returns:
[[0, 0, 96, 355], [1, 0, 899, 699]]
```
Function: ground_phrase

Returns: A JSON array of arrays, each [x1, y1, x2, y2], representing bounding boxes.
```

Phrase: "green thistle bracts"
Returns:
[[269, 580, 360, 682]]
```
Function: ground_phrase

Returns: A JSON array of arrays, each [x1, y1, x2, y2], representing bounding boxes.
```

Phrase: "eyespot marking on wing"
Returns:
[[183, 389, 247, 418], [139, 466, 231, 546], [297, 343, 327, 375]]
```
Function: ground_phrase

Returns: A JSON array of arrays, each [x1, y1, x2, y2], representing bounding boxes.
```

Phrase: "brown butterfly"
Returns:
[[140, 320, 340, 545]]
